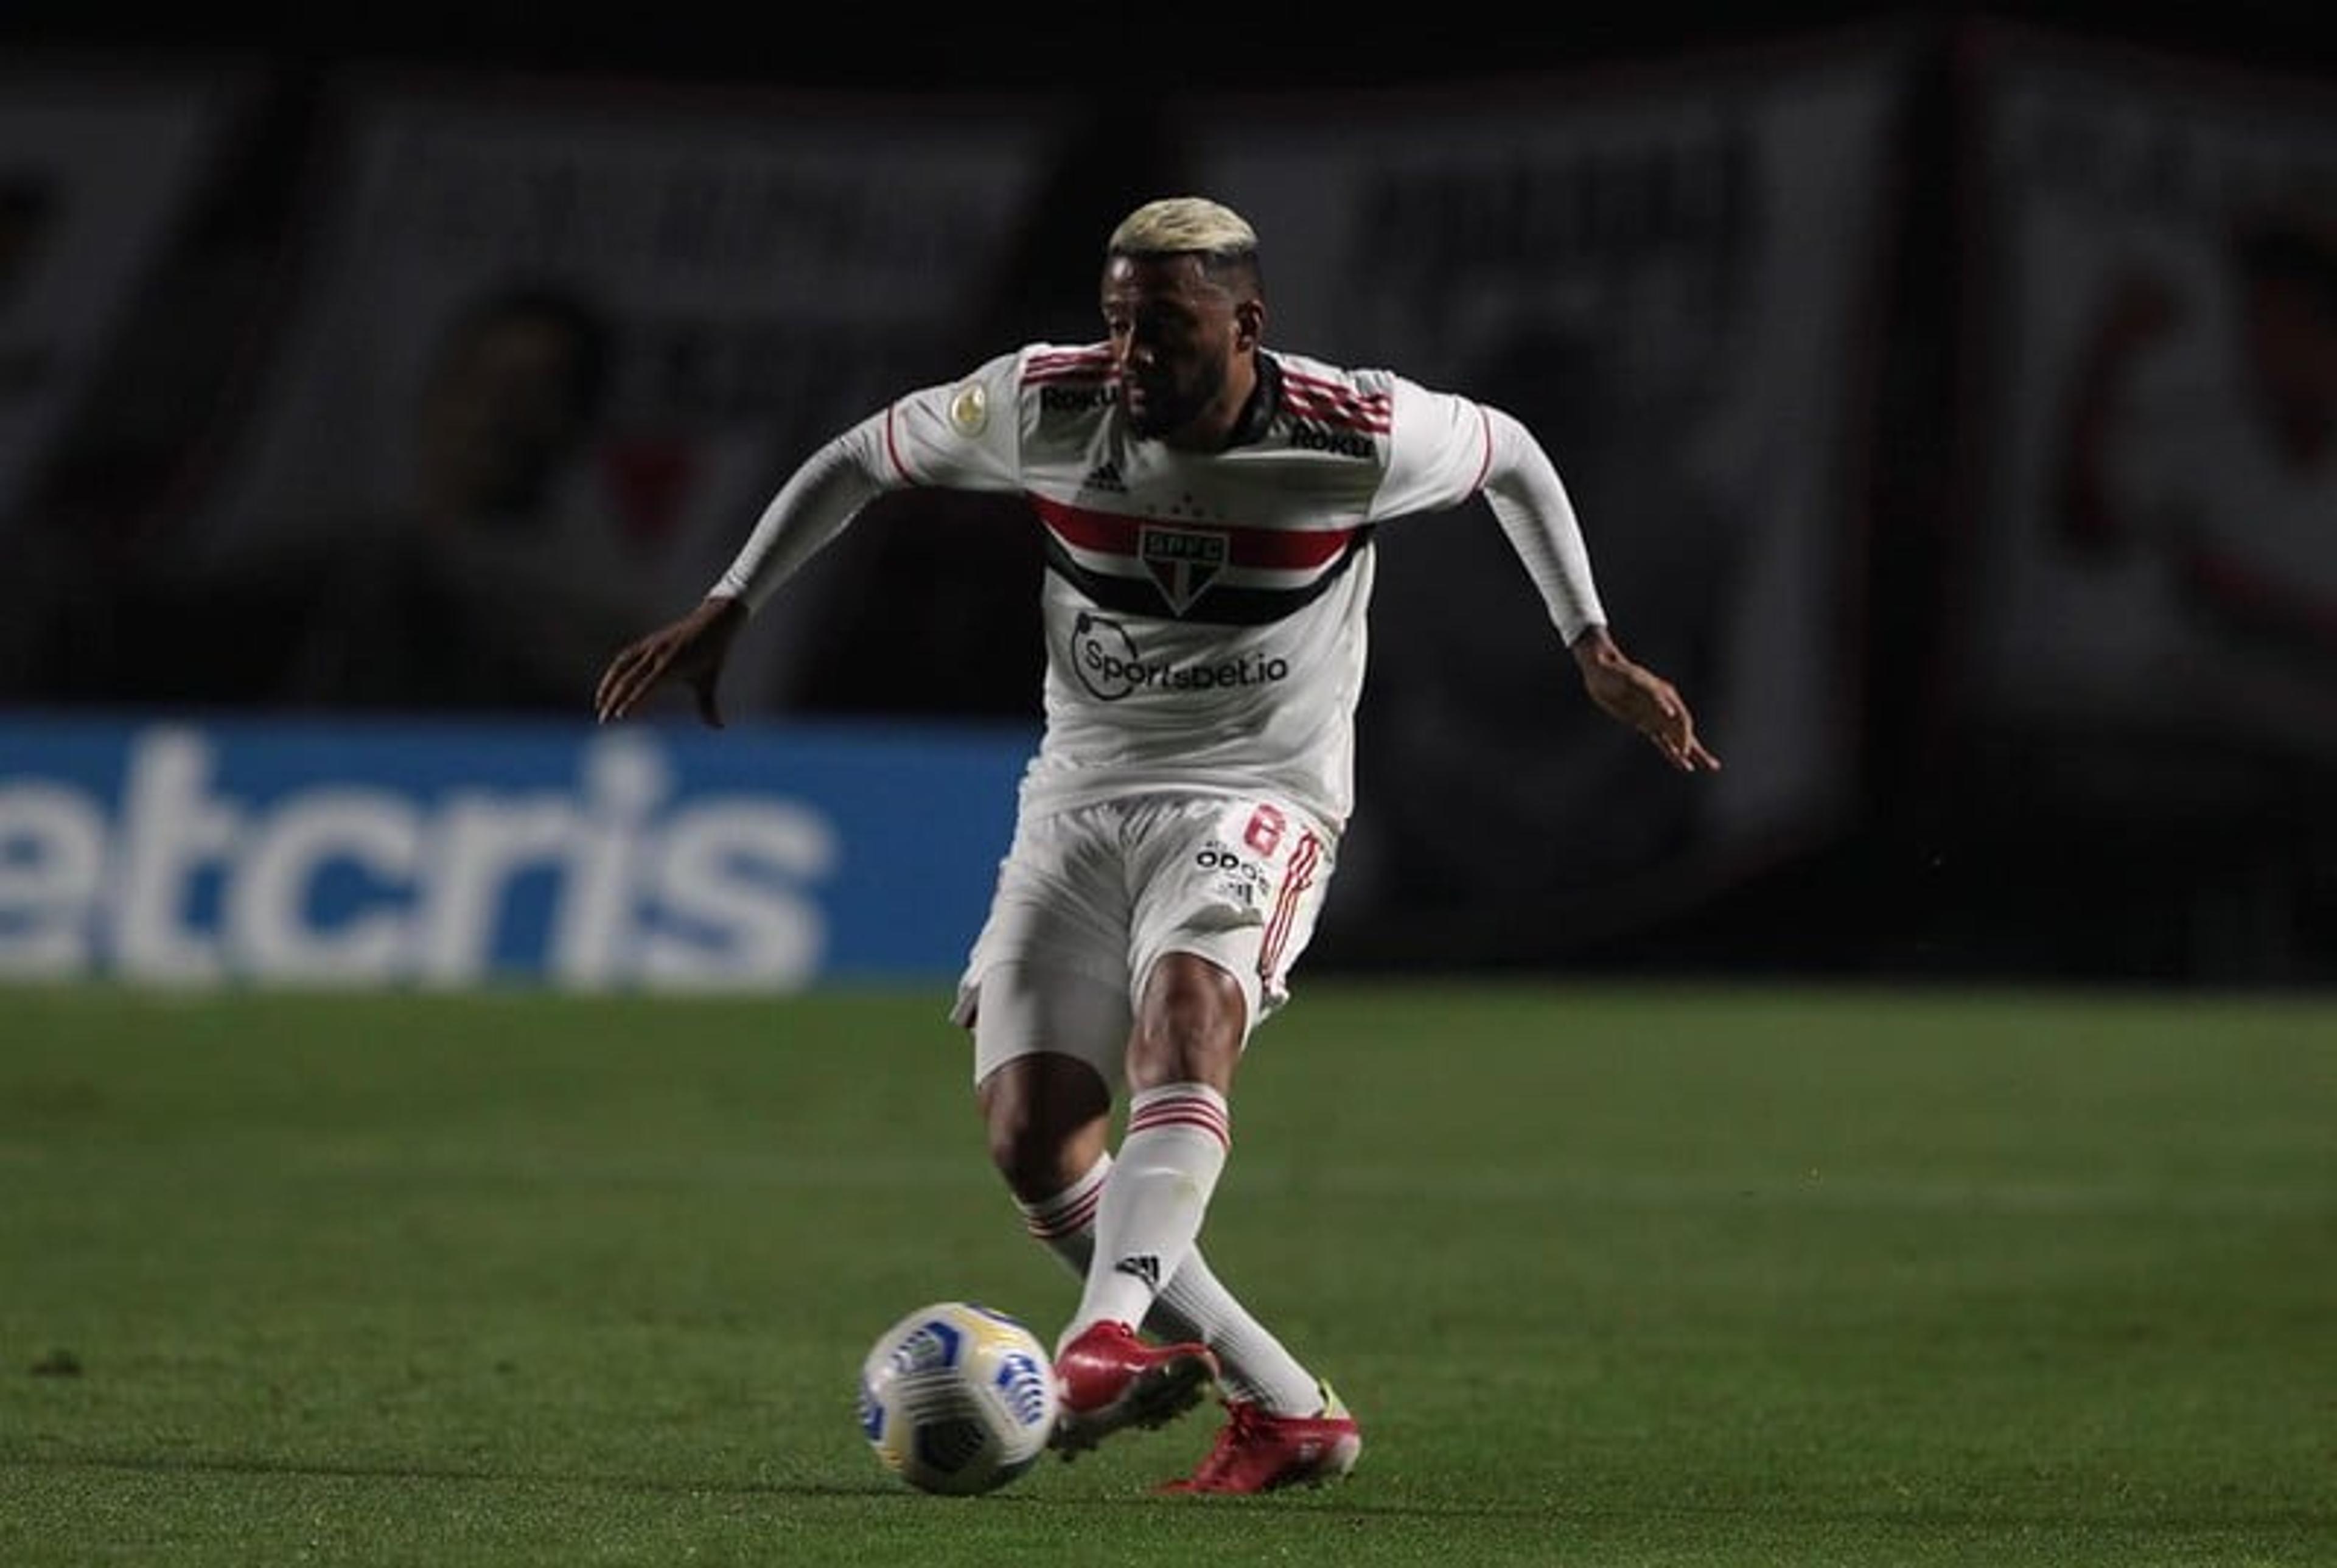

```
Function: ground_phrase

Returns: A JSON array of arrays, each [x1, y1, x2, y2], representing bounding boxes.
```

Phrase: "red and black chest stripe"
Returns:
[[1022, 352, 1383, 624]]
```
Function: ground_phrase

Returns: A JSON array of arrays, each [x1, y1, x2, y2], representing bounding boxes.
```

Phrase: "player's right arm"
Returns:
[[593, 351, 1026, 725]]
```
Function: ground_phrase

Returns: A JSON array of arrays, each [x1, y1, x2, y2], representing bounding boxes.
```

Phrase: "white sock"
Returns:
[[1063, 1082, 1230, 1345], [1019, 1149, 1322, 1414], [1017, 1157, 1111, 1261]]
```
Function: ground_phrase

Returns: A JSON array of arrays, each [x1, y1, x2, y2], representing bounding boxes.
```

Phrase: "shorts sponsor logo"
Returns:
[[1195, 841, 1266, 907], [1069, 614, 1292, 702]]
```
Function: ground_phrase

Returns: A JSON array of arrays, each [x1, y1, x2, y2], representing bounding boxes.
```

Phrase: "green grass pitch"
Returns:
[[2, 980, 2331, 1566]]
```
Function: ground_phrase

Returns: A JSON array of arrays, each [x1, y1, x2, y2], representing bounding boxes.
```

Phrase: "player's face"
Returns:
[[1102, 254, 1249, 441]]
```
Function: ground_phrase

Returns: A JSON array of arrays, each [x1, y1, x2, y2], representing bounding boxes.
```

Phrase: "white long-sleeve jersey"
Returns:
[[714, 343, 1606, 835]]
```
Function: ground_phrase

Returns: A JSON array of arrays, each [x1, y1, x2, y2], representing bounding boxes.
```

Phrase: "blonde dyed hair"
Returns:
[[1106, 197, 1259, 263]]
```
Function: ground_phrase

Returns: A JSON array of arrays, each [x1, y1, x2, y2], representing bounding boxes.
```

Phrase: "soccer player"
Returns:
[[594, 197, 1722, 1493]]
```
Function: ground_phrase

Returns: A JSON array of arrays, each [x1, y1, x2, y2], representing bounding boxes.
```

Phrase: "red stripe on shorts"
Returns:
[[1259, 831, 1323, 983]]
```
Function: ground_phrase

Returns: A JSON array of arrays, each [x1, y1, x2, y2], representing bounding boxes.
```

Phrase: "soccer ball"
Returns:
[[857, 1300, 1060, 1496]]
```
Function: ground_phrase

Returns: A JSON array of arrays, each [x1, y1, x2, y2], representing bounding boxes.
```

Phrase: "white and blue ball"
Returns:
[[858, 1301, 1060, 1495]]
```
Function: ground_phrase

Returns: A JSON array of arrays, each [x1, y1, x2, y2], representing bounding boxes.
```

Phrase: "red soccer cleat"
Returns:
[[1158, 1384, 1363, 1494], [1050, 1320, 1220, 1457]]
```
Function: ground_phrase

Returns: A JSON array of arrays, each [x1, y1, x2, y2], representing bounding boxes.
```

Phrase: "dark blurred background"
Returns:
[[5, 4, 2335, 988]]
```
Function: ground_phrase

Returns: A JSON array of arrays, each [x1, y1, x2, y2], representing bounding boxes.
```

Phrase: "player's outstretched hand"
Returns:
[[594, 595, 747, 728], [1570, 626, 1722, 774]]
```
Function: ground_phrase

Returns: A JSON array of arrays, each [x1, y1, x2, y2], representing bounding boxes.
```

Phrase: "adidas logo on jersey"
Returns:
[[1081, 459, 1127, 493]]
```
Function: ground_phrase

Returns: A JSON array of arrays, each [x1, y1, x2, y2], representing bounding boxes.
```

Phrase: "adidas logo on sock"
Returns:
[[1112, 1253, 1162, 1290]]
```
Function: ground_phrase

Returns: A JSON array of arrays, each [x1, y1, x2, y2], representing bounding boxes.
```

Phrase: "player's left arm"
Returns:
[[1375, 377, 1721, 773]]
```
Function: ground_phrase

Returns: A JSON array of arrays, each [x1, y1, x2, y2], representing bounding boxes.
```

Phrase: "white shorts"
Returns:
[[952, 792, 1336, 1087]]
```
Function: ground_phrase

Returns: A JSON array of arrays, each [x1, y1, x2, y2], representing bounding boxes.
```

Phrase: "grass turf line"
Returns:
[[1, 981, 2330, 1566]]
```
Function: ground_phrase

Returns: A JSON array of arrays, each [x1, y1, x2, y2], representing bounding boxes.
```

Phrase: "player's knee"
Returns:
[[1128, 952, 1247, 1090], [976, 1056, 1109, 1199], [983, 1120, 1056, 1197], [982, 1104, 1058, 1194]]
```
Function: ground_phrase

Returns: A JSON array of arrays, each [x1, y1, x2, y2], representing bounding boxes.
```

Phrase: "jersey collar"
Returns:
[[1224, 350, 1282, 450]]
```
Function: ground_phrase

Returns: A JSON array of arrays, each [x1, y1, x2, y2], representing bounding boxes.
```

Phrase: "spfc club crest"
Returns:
[[1139, 524, 1228, 614]]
